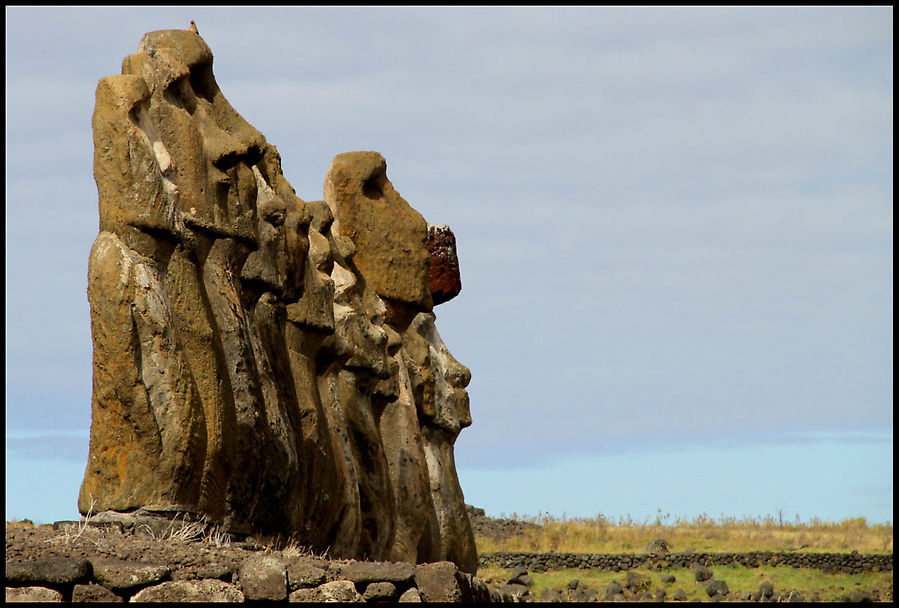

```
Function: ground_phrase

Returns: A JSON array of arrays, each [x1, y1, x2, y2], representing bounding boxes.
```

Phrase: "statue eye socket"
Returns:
[[264, 210, 285, 227], [163, 77, 196, 114]]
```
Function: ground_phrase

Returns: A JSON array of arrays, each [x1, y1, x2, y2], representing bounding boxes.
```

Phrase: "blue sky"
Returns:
[[5, 6, 893, 526]]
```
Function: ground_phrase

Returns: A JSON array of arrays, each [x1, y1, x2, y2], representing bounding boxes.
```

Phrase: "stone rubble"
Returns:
[[5, 524, 507, 603]]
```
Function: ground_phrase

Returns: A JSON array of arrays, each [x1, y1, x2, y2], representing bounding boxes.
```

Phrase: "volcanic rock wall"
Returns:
[[80, 24, 476, 573], [479, 551, 894, 574]]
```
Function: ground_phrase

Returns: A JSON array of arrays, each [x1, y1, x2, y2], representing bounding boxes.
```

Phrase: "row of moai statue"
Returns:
[[79, 27, 477, 573]]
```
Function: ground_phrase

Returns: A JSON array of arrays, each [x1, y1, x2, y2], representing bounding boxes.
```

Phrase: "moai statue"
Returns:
[[404, 311, 477, 573], [324, 151, 477, 572], [83, 26, 298, 532], [84, 25, 477, 571]]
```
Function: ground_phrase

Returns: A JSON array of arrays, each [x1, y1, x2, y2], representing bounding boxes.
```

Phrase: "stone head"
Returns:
[[241, 148, 309, 302], [324, 152, 433, 315], [404, 312, 471, 436], [285, 201, 338, 334], [92, 73, 176, 245], [119, 26, 266, 246], [330, 239, 392, 384]]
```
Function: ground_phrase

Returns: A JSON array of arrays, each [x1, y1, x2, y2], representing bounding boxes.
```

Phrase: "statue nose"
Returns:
[[444, 355, 471, 389], [207, 127, 249, 170]]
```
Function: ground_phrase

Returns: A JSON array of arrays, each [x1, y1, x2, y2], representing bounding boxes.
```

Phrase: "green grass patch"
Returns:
[[477, 564, 894, 602]]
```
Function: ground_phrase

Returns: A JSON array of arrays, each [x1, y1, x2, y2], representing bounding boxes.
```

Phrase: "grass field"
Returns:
[[475, 511, 893, 601], [476, 563, 893, 602], [475, 511, 893, 554]]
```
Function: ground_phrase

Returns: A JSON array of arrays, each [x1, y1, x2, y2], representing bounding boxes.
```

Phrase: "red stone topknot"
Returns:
[[189, 21, 199, 34]]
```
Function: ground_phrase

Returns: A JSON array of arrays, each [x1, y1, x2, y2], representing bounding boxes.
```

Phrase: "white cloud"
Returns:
[[5, 7, 892, 482]]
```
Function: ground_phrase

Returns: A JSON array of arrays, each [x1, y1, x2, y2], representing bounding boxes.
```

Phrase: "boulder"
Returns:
[[539, 587, 562, 602], [238, 554, 288, 601], [705, 579, 729, 598], [398, 587, 423, 602], [289, 580, 362, 603], [641, 538, 670, 554], [5, 558, 91, 586], [91, 560, 170, 593], [693, 563, 714, 582], [338, 560, 415, 584], [129, 579, 244, 602], [413, 561, 469, 603], [72, 583, 124, 603], [286, 562, 327, 591], [626, 570, 650, 591], [502, 583, 530, 598], [572, 586, 599, 602], [5, 586, 65, 602], [361, 581, 398, 601], [603, 580, 623, 600]]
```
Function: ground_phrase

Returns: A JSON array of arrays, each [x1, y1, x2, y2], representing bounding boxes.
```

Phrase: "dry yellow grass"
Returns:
[[476, 512, 893, 555]]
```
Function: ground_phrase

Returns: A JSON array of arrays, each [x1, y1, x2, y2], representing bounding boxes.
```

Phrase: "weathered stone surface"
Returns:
[[286, 561, 327, 591], [572, 586, 599, 602], [489, 586, 514, 602], [338, 560, 415, 584], [398, 587, 423, 602], [509, 572, 533, 587], [468, 574, 492, 603], [641, 538, 670, 554], [705, 579, 729, 597], [539, 587, 562, 602], [129, 579, 244, 602], [502, 582, 530, 598], [289, 580, 362, 603], [5, 557, 91, 586], [5, 586, 65, 602], [324, 151, 432, 310], [626, 570, 650, 591], [413, 561, 469, 603], [426, 224, 462, 305], [82, 23, 476, 573], [91, 559, 170, 592], [172, 562, 234, 582], [72, 583, 124, 603], [403, 313, 477, 573], [693, 563, 714, 582], [238, 554, 288, 600], [318, 580, 364, 603], [603, 580, 623, 600], [362, 581, 398, 601]]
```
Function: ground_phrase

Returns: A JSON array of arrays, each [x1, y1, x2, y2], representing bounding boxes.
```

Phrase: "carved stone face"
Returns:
[[285, 202, 337, 333], [124, 29, 266, 245], [241, 165, 308, 300], [92, 73, 174, 240], [405, 312, 471, 435], [324, 152, 432, 311], [332, 259, 390, 382]]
